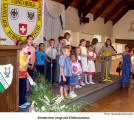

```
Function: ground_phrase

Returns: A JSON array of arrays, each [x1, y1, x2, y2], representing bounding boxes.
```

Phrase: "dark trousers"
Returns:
[[27, 68, 34, 78], [46, 59, 56, 83], [36, 65, 45, 75], [19, 78, 27, 106]]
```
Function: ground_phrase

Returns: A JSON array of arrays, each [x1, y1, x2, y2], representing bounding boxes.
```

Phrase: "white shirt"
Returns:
[[46, 47, 57, 59]]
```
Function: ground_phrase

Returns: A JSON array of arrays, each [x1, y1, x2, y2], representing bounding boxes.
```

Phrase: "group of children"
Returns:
[[17, 33, 99, 108], [58, 39, 97, 99]]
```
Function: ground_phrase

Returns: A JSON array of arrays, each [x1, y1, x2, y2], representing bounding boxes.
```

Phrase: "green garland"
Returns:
[[28, 73, 82, 112]]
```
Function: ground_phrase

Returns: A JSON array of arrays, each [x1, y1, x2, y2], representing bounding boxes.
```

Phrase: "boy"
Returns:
[[59, 46, 72, 99], [46, 39, 57, 83], [35, 43, 50, 76]]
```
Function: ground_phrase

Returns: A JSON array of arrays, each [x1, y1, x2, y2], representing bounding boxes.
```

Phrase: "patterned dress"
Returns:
[[121, 54, 131, 85]]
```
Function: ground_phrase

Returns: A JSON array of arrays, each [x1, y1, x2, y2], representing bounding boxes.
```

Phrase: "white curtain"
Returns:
[[44, 0, 65, 45]]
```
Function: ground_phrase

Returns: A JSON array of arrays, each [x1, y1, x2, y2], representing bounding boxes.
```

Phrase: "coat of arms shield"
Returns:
[[0, 64, 13, 92], [1, 0, 42, 41]]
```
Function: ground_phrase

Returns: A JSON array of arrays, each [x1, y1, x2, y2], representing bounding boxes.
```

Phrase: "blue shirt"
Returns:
[[59, 55, 72, 77], [36, 51, 47, 65]]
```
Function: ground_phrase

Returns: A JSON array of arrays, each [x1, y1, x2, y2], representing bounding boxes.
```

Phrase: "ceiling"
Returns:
[[52, 0, 134, 25]]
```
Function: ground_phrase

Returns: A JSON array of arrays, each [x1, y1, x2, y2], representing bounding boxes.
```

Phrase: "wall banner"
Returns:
[[1, 0, 42, 41]]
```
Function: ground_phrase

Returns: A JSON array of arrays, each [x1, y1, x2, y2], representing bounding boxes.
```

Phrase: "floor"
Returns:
[[82, 79, 134, 112]]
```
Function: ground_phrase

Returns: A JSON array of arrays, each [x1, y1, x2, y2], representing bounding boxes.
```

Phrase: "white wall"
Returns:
[[113, 10, 134, 41], [65, 7, 113, 38], [64, 7, 113, 46]]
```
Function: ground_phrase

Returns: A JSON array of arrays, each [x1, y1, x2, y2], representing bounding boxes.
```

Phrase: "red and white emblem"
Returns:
[[19, 23, 27, 35]]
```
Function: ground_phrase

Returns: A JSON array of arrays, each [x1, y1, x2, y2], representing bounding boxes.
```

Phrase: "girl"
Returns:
[[64, 32, 71, 46], [75, 47, 82, 88], [35, 43, 50, 76], [79, 39, 88, 85], [26, 35, 36, 93], [19, 43, 31, 109], [69, 54, 82, 98], [27, 35, 36, 78], [121, 45, 131, 87], [86, 45, 96, 84]]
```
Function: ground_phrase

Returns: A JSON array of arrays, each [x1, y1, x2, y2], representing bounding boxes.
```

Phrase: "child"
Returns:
[[116, 61, 122, 76], [26, 35, 36, 93], [35, 43, 50, 76], [75, 47, 82, 88], [64, 32, 71, 46], [121, 45, 131, 88], [59, 46, 72, 99], [46, 39, 57, 83], [19, 43, 31, 109], [69, 54, 82, 98], [27, 35, 36, 78], [56, 36, 64, 82], [79, 39, 88, 85], [86, 45, 96, 84]]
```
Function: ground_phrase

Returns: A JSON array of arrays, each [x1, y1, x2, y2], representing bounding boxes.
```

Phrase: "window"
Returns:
[[93, 34, 101, 42]]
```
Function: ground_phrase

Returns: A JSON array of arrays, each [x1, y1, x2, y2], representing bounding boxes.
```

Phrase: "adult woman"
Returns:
[[100, 39, 116, 80]]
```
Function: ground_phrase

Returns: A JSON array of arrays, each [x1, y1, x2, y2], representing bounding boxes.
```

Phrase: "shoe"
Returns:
[[78, 85, 82, 88], [23, 102, 31, 106], [19, 104, 27, 109], [75, 85, 79, 88], [85, 80, 90, 85], [75, 85, 82, 88], [81, 82, 86, 86], [69, 91, 77, 98], [90, 81, 95, 84]]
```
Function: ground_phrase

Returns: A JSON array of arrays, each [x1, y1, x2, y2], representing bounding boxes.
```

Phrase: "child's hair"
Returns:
[[91, 38, 98, 45], [70, 53, 77, 60], [86, 41, 91, 48], [64, 32, 70, 38], [88, 44, 93, 48], [27, 35, 33, 40], [125, 44, 129, 49], [16, 40, 24, 46], [62, 46, 70, 53], [79, 39, 85, 46], [58, 36, 63, 42], [39, 43, 44, 50], [49, 39, 55, 44], [16, 40, 27, 49]]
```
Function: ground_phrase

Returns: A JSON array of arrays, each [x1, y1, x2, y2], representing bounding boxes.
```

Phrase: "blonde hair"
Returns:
[[62, 46, 70, 53]]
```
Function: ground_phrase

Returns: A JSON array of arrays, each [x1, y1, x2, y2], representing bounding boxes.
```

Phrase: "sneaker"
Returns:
[[90, 81, 95, 84], [72, 92, 77, 98], [19, 104, 27, 109], [75, 85, 82, 88], [81, 82, 86, 86], [75, 85, 79, 88], [69, 92, 77, 98], [23, 102, 31, 106], [78, 85, 82, 88]]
